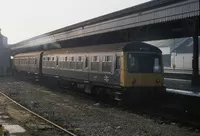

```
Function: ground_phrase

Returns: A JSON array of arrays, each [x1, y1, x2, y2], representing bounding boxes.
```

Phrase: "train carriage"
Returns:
[[42, 44, 122, 87], [13, 51, 43, 75], [13, 41, 166, 102]]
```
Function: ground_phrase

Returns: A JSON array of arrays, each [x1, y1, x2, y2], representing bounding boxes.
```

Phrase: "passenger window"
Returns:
[[103, 56, 111, 62], [116, 56, 120, 69], [91, 56, 99, 71], [92, 56, 98, 62], [35, 58, 37, 65], [78, 56, 83, 62], [102, 55, 112, 72]]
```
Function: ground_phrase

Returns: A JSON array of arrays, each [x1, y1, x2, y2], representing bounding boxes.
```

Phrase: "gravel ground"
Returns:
[[0, 93, 68, 136], [0, 77, 199, 136]]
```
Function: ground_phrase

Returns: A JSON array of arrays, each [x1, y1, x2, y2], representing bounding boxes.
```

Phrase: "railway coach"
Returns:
[[13, 41, 166, 102], [13, 51, 43, 75]]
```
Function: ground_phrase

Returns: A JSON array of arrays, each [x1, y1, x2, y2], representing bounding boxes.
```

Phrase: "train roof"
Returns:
[[43, 41, 162, 55], [14, 51, 43, 57]]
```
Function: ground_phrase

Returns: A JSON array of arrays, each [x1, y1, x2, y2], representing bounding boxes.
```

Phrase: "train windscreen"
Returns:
[[127, 53, 162, 73]]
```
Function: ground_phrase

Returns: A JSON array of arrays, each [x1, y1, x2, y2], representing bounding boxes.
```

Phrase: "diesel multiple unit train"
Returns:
[[13, 42, 166, 102]]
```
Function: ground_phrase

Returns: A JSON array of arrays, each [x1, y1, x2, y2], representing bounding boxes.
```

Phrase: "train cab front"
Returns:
[[121, 52, 166, 104]]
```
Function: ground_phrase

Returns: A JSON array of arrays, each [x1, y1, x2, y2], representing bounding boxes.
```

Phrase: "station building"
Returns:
[[146, 37, 200, 70], [0, 29, 11, 76]]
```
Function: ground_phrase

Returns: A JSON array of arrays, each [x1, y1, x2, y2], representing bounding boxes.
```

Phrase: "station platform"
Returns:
[[164, 69, 192, 74], [164, 78, 200, 97], [0, 95, 28, 136], [163, 67, 199, 74], [163, 68, 199, 79]]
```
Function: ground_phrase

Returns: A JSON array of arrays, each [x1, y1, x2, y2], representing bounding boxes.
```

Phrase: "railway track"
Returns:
[[13, 76, 200, 130], [0, 91, 77, 136], [42, 79, 200, 130], [62, 86, 200, 130]]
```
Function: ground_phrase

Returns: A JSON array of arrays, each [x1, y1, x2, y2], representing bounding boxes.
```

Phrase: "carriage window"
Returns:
[[102, 56, 112, 72], [78, 56, 83, 62], [116, 56, 120, 69], [48, 57, 50, 61], [52, 57, 54, 61], [103, 56, 111, 62], [92, 56, 98, 62], [91, 56, 99, 71]]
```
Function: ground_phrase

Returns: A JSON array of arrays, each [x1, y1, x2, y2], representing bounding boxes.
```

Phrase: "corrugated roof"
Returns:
[[13, 0, 188, 45], [11, 0, 199, 50]]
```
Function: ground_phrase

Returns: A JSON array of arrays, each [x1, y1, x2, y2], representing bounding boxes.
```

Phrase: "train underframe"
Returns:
[[14, 70, 166, 105]]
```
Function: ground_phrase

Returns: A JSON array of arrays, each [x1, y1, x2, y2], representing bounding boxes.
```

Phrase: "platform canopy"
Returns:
[[10, 0, 199, 54]]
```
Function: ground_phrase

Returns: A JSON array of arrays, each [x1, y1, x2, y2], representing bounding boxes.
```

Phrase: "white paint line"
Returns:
[[3, 125, 26, 134], [164, 78, 191, 82], [166, 88, 200, 97]]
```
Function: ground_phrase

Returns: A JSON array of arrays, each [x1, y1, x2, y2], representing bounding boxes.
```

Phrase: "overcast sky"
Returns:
[[0, 0, 150, 44]]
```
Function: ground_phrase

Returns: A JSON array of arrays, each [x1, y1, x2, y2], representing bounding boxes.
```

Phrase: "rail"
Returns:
[[0, 91, 76, 136]]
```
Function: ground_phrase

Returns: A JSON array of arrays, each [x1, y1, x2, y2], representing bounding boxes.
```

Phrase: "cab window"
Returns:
[[127, 53, 161, 73]]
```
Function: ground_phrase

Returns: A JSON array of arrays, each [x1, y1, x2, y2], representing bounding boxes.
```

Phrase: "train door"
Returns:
[[55, 56, 60, 76], [39, 52, 44, 75], [84, 54, 91, 94], [113, 54, 121, 85], [83, 55, 89, 81]]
